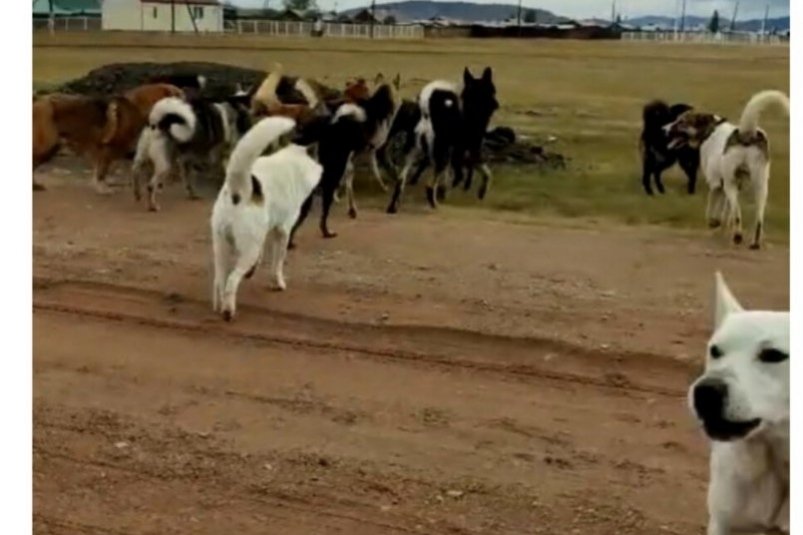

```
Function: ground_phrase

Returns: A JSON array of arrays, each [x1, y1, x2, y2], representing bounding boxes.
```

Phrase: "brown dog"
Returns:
[[32, 83, 183, 192]]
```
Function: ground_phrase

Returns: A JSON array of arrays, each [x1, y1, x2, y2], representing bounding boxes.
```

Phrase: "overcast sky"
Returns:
[[232, 0, 789, 19]]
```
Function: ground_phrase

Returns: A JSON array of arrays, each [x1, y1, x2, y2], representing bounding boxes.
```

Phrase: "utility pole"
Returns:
[[760, 3, 769, 36], [47, 0, 55, 35], [171, 0, 176, 33], [369, 0, 376, 38], [610, 0, 615, 24], [730, 1, 739, 31], [679, 0, 687, 32], [517, 0, 523, 36]]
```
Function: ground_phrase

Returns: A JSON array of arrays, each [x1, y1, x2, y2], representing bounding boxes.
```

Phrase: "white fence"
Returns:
[[33, 17, 101, 32], [622, 31, 789, 46], [32, 16, 423, 40], [225, 19, 423, 39]]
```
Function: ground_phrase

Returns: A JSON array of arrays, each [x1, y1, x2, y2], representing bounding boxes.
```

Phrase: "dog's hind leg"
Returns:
[[426, 157, 450, 209], [387, 149, 418, 214], [267, 226, 290, 291], [368, 150, 388, 191], [211, 228, 232, 313], [749, 162, 770, 250], [289, 194, 314, 250], [131, 128, 151, 202], [706, 187, 725, 228], [146, 135, 172, 212], [680, 153, 700, 195], [476, 163, 493, 200], [653, 169, 666, 195], [179, 159, 200, 200], [221, 238, 263, 322], [319, 180, 338, 239], [722, 181, 743, 245], [376, 144, 398, 184], [641, 155, 656, 195], [92, 151, 114, 195], [344, 157, 358, 219]]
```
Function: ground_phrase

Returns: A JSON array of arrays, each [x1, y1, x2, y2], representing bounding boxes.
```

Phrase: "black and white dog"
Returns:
[[133, 96, 251, 211], [386, 67, 499, 213], [639, 100, 700, 196], [289, 75, 401, 246]]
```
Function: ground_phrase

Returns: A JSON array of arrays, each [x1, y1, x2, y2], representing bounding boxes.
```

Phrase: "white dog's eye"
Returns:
[[709, 345, 724, 359], [758, 348, 789, 364]]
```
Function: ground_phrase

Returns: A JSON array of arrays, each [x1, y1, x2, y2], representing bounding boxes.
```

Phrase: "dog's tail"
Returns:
[[738, 90, 789, 137], [226, 116, 296, 205], [252, 63, 284, 112], [149, 96, 196, 143], [294, 77, 319, 109]]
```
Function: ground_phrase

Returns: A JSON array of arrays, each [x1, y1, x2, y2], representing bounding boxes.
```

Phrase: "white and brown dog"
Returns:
[[689, 273, 788, 535], [664, 90, 789, 249]]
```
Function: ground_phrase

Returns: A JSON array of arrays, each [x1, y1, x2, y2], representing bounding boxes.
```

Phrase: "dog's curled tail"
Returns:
[[149, 96, 196, 143], [738, 90, 789, 137], [227, 116, 296, 205], [102, 99, 120, 144]]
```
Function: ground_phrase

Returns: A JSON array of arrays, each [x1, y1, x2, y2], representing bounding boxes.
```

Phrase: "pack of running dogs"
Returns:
[[32, 64, 790, 533]]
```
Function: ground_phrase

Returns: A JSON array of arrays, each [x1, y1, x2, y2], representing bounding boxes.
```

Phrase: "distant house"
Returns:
[[32, 0, 101, 18], [275, 8, 313, 21], [348, 8, 382, 24], [102, 0, 224, 32]]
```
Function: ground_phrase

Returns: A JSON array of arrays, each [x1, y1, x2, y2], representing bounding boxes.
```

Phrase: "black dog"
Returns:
[[289, 79, 401, 246], [386, 67, 499, 213], [640, 100, 700, 195]]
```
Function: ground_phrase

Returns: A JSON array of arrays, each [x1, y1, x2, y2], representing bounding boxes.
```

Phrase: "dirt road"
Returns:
[[33, 169, 789, 534]]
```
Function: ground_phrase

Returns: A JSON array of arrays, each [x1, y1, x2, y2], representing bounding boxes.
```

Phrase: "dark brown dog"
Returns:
[[32, 83, 183, 192]]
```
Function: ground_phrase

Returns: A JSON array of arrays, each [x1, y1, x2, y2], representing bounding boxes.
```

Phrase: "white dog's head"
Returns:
[[689, 272, 789, 442]]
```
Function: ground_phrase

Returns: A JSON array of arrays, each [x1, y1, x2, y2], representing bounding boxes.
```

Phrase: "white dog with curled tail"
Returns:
[[210, 116, 322, 321]]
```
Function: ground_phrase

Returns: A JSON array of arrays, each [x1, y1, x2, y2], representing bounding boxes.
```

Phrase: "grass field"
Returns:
[[32, 33, 790, 239]]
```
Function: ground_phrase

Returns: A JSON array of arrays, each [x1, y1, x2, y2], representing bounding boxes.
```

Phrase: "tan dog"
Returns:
[[250, 63, 323, 125], [32, 83, 184, 193]]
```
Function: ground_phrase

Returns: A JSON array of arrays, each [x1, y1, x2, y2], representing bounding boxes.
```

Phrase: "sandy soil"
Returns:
[[33, 165, 789, 535]]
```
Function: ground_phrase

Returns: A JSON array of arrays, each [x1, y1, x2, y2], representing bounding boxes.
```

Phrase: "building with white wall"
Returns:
[[102, 0, 223, 32]]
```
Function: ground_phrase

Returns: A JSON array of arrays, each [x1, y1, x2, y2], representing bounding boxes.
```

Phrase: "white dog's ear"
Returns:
[[715, 271, 743, 328]]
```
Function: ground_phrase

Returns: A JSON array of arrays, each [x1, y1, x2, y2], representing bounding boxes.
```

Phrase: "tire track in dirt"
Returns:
[[34, 277, 693, 399]]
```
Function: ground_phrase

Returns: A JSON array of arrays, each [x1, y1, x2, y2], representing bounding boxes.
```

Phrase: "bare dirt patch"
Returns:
[[33, 168, 788, 534]]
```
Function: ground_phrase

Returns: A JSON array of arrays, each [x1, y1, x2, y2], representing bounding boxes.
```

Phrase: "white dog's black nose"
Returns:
[[693, 378, 728, 420]]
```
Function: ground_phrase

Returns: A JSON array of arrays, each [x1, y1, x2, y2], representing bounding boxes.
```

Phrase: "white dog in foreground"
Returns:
[[665, 90, 789, 249], [689, 273, 789, 535], [211, 116, 322, 321]]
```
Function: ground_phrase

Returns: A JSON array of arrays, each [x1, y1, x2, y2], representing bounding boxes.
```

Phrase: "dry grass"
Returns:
[[32, 32, 790, 239]]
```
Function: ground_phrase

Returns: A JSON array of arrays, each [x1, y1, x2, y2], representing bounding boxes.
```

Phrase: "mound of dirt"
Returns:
[[54, 61, 342, 103]]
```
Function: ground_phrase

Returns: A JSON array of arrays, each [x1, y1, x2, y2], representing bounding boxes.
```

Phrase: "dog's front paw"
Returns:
[[271, 278, 287, 291], [749, 242, 762, 251], [425, 187, 438, 209], [95, 183, 114, 195], [348, 208, 357, 219], [708, 219, 722, 229], [733, 232, 744, 245], [436, 185, 447, 202]]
